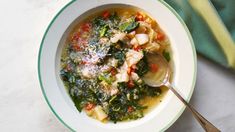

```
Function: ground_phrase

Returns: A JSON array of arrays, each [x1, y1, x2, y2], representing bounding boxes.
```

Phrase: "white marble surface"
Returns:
[[0, 1, 234, 132]]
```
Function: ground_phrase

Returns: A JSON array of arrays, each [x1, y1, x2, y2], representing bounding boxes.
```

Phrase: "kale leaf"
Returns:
[[113, 50, 126, 67], [119, 18, 139, 33], [99, 25, 108, 37], [108, 45, 126, 67], [93, 17, 106, 27], [71, 96, 84, 112], [135, 52, 149, 77]]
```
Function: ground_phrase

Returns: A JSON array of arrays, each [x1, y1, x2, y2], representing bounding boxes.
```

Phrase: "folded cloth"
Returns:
[[164, 0, 235, 69]]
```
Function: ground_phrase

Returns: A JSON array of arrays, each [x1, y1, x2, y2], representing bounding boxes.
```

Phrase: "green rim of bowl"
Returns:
[[37, 0, 197, 132]]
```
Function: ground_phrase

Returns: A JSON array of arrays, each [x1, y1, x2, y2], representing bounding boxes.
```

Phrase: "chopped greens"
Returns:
[[99, 25, 108, 37], [163, 50, 171, 62]]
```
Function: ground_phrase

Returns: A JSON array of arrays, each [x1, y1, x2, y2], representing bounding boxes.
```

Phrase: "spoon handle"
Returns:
[[165, 82, 220, 132]]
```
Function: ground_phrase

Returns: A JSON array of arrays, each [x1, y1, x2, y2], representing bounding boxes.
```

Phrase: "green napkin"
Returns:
[[164, 0, 235, 69]]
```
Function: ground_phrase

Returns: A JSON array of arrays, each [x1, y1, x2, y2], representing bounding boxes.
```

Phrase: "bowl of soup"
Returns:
[[38, 0, 196, 132]]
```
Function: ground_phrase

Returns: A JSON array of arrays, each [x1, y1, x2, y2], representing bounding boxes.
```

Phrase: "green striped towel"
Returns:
[[164, 0, 235, 69]]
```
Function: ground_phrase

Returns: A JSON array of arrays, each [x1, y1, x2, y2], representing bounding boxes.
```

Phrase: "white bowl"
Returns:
[[38, 0, 197, 131]]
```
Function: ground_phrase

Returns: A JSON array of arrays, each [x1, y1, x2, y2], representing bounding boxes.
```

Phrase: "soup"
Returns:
[[60, 8, 172, 123]]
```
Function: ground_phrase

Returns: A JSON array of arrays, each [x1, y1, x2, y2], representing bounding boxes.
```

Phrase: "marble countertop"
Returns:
[[0, 1, 234, 132]]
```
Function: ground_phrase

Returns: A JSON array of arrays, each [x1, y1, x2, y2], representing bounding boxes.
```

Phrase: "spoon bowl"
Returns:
[[142, 53, 170, 87]]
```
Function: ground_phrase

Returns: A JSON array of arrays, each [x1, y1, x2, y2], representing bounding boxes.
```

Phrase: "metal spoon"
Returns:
[[142, 53, 220, 132]]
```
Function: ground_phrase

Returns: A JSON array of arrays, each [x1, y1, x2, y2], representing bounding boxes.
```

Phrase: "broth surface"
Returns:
[[60, 8, 172, 123]]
